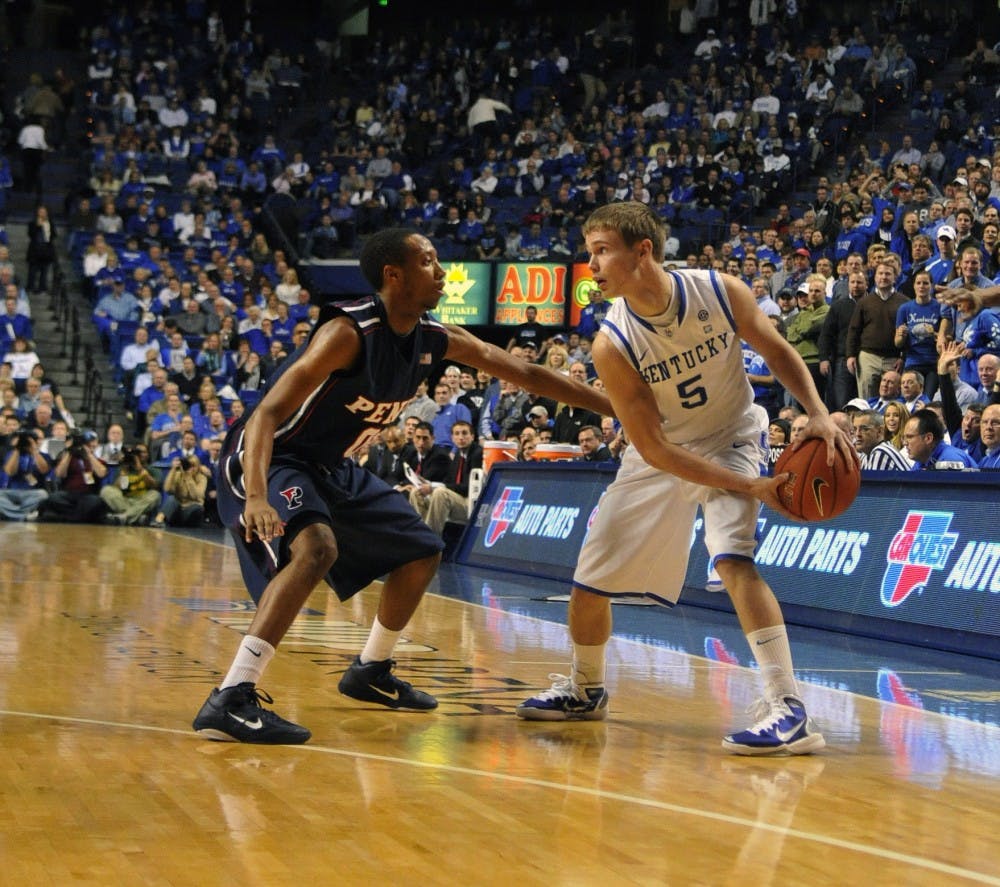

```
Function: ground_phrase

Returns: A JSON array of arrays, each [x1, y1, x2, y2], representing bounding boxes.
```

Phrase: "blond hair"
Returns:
[[582, 202, 666, 258]]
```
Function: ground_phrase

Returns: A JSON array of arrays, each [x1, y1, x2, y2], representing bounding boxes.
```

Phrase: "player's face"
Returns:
[[585, 227, 643, 295], [400, 235, 446, 311]]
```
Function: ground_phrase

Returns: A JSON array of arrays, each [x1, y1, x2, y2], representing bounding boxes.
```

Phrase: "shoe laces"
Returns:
[[372, 659, 415, 691], [533, 673, 584, 702], [744, 696, 797, 731], [239, 684, 275, 709]]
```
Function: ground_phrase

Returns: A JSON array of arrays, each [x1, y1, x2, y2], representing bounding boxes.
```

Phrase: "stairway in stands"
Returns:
[[6, 46, 124, 434]]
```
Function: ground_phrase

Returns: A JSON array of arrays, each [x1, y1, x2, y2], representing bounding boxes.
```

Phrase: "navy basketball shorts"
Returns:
[[218, 452, 445, 604]]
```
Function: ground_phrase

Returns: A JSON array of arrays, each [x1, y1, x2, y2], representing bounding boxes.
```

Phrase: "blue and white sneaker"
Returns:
[[722, 695, 825, 756], [516, 674, 609, 721]]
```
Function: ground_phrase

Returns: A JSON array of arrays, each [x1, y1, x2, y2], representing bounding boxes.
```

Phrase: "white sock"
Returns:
[[360, 616, 402, 664], [746, 625, 798, 700], [572, 643, 607, 688], [221, 636, 275, 690]]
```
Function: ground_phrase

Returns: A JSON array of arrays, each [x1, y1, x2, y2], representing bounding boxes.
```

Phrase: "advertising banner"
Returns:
[[568, 263, 607, 329], [429, 261, 492, 326], [493, 262, 568, 326], [458, 466, 1000, 652]]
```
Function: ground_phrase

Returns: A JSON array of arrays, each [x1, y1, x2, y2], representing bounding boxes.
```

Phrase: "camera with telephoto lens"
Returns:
[[69, 431, 88, 457], [12, 429, 34, 452]]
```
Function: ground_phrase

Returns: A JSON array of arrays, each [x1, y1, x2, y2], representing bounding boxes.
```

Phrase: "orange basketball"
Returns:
[[773, 438, 860, 522]]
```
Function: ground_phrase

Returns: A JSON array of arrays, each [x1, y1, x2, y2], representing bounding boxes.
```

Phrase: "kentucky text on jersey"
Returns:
[[640, 331, 732, 384]]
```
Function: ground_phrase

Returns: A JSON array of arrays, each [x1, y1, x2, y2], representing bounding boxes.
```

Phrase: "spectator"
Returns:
[[3, 337, 40, 393], [577, 424, 613, 462], [979, 404, 1000, 469], [895, 270, 941, 398], [765, 418, 790, 474], [93, 276, 140, 347], [506, 305, 547, 353], [17, 115, 48, 196], [25, 205, 56, 295], [899, 370, 930, 414], [99, 443, 162, 524], [0, 427, 50, 520], [852, 409, 911, 470], [846, 261, 907, 398], [401, 421, 451, 495], [95, 423, 126, 466], [577, 285, 609, 338], [903, 408, 977, 470], [151, 454, 208, 528], [784, 277, 829, 405], [1, 293, 33, 353], [819, 269, 866, 410], [38, 429, 109, 523], [408, 421, 482, 535]]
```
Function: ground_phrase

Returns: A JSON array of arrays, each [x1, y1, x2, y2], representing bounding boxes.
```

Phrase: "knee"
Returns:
[[293, 523, 339, 575]]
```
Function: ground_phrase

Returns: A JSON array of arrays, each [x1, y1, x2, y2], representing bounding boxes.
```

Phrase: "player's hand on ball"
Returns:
[[750, 474, 798, 520], [796, 412, 857, 469]]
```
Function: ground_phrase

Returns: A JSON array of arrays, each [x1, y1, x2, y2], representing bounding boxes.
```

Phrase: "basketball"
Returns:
[[773, 438, 860, 522]]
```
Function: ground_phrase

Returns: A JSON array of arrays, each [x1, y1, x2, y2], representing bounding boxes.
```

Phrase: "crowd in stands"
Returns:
[[3, 1, 1000, 530]]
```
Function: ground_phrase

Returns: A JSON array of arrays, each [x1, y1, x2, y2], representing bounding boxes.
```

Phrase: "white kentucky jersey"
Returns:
[[599, 269, 754, 445]]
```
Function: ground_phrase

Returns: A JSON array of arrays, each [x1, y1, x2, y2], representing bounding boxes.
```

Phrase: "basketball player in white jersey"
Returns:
[[516, 203, 856, 755]]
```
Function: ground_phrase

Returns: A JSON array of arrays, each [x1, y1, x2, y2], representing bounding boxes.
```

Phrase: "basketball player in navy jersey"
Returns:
[[516, 203, 856, 755], [194, 228, 611, 743]]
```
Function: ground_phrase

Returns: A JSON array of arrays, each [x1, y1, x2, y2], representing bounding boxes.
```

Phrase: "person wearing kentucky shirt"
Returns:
[[516, 202, 855, 756], [978, 404, 1000, 469], [903, 408, 977, 470], [194, 228, 611, 745]]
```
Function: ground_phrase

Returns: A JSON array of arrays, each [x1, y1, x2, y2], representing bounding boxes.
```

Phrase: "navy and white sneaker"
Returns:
[[192, 683, 311, 744], [722, 695, 825, 756], [338, 657, 438, 710], [515, 674, 609, 721]]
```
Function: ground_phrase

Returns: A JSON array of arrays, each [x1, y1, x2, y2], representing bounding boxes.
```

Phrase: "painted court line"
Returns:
[[0, 707, 997, 885]]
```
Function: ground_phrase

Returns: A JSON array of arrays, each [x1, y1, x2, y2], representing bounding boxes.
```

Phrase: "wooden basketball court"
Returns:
[[2, 523, 999, 885]]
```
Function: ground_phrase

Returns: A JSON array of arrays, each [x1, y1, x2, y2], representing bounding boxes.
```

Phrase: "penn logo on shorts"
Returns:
[[279, 486, 304, 509]]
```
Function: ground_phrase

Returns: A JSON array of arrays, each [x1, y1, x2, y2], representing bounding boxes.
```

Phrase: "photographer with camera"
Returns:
[[0, 427, 51, 521], [150, 453, 207, 528], [37, 430, 108, 524], [98, 442, 161, 525]]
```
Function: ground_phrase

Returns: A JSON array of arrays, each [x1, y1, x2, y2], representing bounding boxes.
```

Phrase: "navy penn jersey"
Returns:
[[231, 296, 450, 469]]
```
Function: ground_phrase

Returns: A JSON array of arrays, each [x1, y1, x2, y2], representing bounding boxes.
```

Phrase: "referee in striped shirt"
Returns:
[[852, 410, 912, 470]]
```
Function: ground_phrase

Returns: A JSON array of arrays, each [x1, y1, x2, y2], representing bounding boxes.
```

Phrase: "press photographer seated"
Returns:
[[0, 427, 51, 521], [98, 444, 162, 525], [38, 429, 109, 524]]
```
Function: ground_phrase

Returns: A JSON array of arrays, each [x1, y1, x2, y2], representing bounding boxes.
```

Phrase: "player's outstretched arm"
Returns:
[[938, 283, 1000, 308], [727, 275, 854, 468], [444, 323, 613, 416]]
